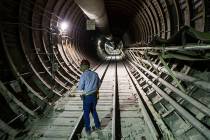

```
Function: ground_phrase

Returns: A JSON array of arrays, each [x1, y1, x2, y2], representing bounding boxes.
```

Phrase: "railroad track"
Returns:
[[70, 60, 157, 140], [125, 57, 210, 140], [24, 58, 157, 140], [22, 56, 210, 140], [24, 61, 110, 140]]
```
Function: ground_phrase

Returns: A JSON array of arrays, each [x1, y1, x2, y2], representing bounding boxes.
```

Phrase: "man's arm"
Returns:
[[96, 74, 101, 99], [78, 74, 85, 91], [97, 74, 101, 89]]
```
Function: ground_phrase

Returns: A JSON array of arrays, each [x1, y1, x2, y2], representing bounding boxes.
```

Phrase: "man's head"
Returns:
[[80, 59, 90, 72]]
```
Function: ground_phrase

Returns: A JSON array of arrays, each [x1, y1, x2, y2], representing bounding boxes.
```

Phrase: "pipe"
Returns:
[[128, 61, 210, 139], [127, 45, 210, 51], [130, 60, 210, 116], [74, 0, 110, 35]]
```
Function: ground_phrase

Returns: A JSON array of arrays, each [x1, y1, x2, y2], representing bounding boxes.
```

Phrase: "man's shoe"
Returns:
[[85, 130, 91, 136], [95, 127, 101, 131], [92, 126, 101, 130]]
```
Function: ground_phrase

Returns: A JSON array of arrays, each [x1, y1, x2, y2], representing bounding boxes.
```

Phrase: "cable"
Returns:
[[0, 22, 76, 41], [0, 0, 62, 26], [0, 22, 50, 32], [3, 0, 62, 20]]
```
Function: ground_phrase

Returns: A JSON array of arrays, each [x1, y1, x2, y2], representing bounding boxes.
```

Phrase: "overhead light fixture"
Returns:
[[98, 39, 101, 44], [105, 35, 112, 40], [60, 21, 68, 32]]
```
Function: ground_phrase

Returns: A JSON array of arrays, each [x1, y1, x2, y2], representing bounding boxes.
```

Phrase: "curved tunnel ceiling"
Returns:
[[104, 0, 210, 45], [1, 0, 209, 58], [0, 0, 210, 139]]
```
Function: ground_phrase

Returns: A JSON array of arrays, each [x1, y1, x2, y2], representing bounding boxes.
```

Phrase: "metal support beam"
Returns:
[[139, 58, 210, 91], [130, 60, 210, 116], [128, 61, 210, 139], [124, 63, 162, 140]]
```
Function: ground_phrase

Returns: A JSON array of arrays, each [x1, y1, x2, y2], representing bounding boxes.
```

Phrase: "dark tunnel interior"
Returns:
[[0, 0, 210, 139]]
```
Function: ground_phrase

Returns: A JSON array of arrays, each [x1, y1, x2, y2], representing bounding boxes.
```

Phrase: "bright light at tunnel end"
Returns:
[[60, 21, 69, 31]]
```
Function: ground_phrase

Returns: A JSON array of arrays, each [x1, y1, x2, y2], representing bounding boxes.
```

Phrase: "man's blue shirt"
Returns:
[[78, 70, 101, 94]]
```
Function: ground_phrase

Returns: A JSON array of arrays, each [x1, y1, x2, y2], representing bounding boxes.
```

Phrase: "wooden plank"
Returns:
[[0, 81, 36, 116], [0, 119, 18, 137]]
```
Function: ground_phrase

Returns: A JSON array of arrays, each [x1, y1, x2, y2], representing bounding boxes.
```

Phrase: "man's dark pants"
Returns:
[[83, 95, 100, 132]]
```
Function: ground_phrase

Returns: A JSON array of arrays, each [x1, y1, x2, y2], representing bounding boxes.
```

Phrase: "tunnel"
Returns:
[[0, 0, 210, 139]]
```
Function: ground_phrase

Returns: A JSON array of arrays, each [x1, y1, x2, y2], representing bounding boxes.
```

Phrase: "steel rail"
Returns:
[[127, 61, 210, 139], [112, 57, 118, 140]]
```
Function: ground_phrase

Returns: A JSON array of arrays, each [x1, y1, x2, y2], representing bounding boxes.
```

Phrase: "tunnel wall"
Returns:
[[121, 0, 210, 45], [0, 0, 100, 138], [0, 0, 210, 139]]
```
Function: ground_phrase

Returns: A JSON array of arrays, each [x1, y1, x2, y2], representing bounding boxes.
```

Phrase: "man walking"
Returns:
[[78, 59, 101, 135]]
